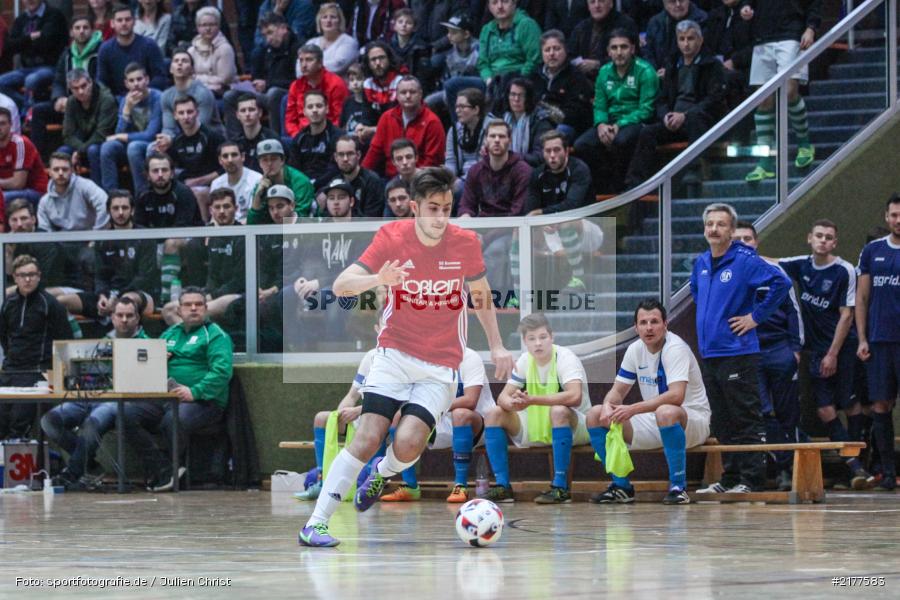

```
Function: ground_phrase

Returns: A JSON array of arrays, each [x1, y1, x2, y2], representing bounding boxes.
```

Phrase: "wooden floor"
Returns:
[[1, 490, 899, 598]]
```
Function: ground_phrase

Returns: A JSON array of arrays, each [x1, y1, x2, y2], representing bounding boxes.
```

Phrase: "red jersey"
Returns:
[[356, 220, 486, 369], [0, 134, 48, 195]]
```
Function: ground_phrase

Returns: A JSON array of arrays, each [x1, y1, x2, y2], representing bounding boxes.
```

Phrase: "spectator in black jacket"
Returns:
[[0, 0, 68, 109], [135, 151, 202, 229], [58, 189, 159, 319], [0, 254, 70, 439], [531, 29, 594, 141], [225, 13, 302, 138], [567, 0, 638, 81], [704, 0, 754, 105], [318, 135, 386, 218], [644, 0, 708, 75], [544, 0, 589, 38], [625, 20, 726, 188], [161, 187, 245, 326], [289, 90, 345, 189], [30, 17, 104, 158], [513, 129, 595, 292], [233, 94, 277, 174]]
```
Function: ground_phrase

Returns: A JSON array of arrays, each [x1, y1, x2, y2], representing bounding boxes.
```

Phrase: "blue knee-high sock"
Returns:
[[588, 426, 632, 490], [452, 425, 474, 486], [871, 412, 896, 477], [313, 426, 326, 469], [484, 426, 510, 487], [551, 426, 573, 489], [847, 414, 865, 442], [659, 423, 687, 490]]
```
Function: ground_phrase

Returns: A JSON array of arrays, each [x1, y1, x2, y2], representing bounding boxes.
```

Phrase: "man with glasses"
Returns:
[[0, 255, 71, 439], [319, 135, 385, 218], [358, 41, 403, 143]]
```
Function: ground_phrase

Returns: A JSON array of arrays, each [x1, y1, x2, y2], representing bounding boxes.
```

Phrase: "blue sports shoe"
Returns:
[[298, 523, 340, 547], [354, 456, 386, 512]]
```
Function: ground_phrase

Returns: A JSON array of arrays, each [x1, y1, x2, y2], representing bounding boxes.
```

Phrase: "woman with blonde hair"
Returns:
[[308, 3, 359, 76], [187, 6, 236, 97]]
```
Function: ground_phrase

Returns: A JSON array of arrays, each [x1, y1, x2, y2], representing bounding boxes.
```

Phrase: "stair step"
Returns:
[[806, 92, 886, 111], [809, 77, 886, 95], [829, 62, 888, 79]]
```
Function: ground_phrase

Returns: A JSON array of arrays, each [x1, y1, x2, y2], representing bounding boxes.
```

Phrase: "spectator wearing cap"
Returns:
[[424, 14, 480, 115], [248, 139, 315, 223], [210, 141, 263, 223], [285, 44, 350, 139], [362, 76, 446, 178], [531, 29, 594, 141], [288, 90, 345, 188], [318, 135, 385, 218], [261, 176, 368, 351]]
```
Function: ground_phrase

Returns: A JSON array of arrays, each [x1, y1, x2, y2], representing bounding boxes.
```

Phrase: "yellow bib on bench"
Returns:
[[323, 410, 356, 501], [525, 349, 558, 445]]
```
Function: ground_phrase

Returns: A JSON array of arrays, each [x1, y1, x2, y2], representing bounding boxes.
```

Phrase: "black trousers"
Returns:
[[0, 371, 43, 439], [625, 112, 714, 187], [700, 354, 767, 490], [573, 123, 642, 194]]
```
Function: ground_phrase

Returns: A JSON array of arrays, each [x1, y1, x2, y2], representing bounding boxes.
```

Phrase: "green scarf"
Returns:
[[70, 31, 103, 70], [322, 410, 357, 502], [525, 347, 557, 445]]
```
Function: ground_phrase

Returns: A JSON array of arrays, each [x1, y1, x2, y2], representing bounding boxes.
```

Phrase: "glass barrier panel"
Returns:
[[790, 0, 888, 193], [527, 215, 619, 383], [669, 87, 782, 295]]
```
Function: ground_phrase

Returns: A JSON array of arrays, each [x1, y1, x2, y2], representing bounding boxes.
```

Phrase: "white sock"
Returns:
[[306, 449, 365, 527], [377, 444, 419, 478]]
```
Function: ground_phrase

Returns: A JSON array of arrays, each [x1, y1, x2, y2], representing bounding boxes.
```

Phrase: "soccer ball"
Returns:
[[455, 499, 504, 547]]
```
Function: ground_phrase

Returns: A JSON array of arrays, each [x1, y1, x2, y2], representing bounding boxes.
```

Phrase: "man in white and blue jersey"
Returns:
[[856, 195, 900, 491], [587, 299, 711, 505], [734, 222, 805, 491], [778, 219, 871, 489]]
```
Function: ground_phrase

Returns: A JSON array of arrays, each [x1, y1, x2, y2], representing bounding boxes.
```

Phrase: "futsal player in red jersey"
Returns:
[[300, 167, 514, 547]]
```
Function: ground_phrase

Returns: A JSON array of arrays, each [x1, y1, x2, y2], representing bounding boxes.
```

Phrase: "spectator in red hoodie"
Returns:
[[361, 75, 445, 178], [284, 43, 349, 138]]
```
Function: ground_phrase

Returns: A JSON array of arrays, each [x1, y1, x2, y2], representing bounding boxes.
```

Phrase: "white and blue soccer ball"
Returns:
[[455, 499, 504, 547]]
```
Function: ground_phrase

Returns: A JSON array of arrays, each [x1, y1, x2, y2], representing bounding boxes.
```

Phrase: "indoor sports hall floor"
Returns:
[[1, 491, 898, 599]]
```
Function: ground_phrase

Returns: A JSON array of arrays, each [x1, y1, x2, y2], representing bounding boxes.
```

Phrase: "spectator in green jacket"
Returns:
[[124, 286, 234, 492], [61, 68, 117, 184], [574, 29, 658, 194], [443, 0, 542, 117]]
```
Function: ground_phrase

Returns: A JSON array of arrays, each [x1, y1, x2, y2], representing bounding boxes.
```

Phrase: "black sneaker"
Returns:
[[534, 487, 572, 504], [662, 488, 691, 505], [479, 484, 515, 503], [589, 483, 635, 504]]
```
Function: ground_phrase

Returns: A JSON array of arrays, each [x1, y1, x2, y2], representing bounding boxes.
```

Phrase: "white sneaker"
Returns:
[[696, 482, 727, 494], [728, 484, 752, 493]]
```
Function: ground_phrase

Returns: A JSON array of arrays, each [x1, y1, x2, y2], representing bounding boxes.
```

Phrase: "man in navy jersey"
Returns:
[[856, 196, 900, 491], [733, 222, 804, 491], [777, 219, 871, 490], [299, 167, 513, 547]]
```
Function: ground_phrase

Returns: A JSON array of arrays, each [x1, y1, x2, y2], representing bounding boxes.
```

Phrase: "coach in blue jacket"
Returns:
[[690, 203, 791, 493]]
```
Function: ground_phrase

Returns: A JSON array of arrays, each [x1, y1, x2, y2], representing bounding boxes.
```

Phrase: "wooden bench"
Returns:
[[278, 439, 865, 504]]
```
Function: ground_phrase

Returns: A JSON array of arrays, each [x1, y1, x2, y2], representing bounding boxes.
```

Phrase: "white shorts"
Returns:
[[361, 347, 458, 427], [429, 411, 486, 450], [627, 409, 711, 450], [509, 408, 590, 448], [750, 41, 808, 85]]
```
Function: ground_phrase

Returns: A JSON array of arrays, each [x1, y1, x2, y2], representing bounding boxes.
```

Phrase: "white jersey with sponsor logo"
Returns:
[[616, 332, 710, 418]]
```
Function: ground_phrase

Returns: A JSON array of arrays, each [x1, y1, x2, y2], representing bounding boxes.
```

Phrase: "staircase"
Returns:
[[549, 40, 893, 346]]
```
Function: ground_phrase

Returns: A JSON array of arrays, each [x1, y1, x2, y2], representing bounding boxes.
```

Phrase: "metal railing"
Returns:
[[1, 0, 895, 366]]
